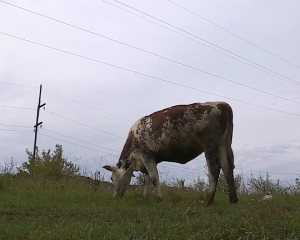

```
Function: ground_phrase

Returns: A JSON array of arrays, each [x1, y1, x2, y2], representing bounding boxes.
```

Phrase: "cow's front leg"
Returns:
[[143, 161, 162, 201], [142, 173, 150, 198], [150, 171, 162, 201]]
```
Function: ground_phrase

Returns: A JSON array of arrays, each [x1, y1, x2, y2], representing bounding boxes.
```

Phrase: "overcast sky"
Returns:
[[1, 0, 299, 186]]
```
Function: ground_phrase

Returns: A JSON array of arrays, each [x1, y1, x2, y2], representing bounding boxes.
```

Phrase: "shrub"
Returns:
[[18, 144, 79, 180]]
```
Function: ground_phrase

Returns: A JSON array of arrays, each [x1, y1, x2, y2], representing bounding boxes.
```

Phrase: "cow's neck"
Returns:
[[117, 158, 131, 170]]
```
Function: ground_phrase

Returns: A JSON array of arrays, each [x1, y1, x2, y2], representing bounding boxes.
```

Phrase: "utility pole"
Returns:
[[33, 84, 46, 167]]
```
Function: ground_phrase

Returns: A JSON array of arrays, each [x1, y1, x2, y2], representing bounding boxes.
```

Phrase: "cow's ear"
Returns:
[[103, 165, 118, 172], [103, 165, 113, 172]]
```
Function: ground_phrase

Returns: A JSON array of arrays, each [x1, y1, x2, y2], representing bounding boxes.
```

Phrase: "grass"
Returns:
[[0, 174, 299, 239]]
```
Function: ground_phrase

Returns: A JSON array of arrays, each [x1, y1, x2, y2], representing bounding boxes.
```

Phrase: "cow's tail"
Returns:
[[226, 105, 235, 170]]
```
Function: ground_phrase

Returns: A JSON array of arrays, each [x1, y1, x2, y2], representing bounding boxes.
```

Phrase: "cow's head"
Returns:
[[102, 164, 133, 197]]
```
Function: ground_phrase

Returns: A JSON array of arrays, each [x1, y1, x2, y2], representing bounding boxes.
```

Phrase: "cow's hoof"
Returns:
[[156, 196, 163, 202], [204, 201, 213, 206], [205, 195, 214, 206], [229, 198, 238, 204]]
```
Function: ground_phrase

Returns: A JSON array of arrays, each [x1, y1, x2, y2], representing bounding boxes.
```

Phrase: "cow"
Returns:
[[103, 102, 238, 205]]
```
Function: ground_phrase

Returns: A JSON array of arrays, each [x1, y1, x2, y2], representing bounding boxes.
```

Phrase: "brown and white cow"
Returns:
[[103, 102, 238, 205]]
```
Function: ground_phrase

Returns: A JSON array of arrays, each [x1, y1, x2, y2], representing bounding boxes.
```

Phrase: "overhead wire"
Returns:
[[43, 89, 132, 122], [0, 81, 38, 89], [44, 110, 125, 139], [160, 164, 205, 176], [234, 166, 298, 176], [0, 128, 32, 133], [101, 0, 300, 87], [1, 32, 300, 118], [167, 0, 300, 70], [42, 128, 120, 153], [236, 151, 300, 165], [0, 123, 33, 133], [111, 0, 300, 87], [0, 105, 35, 110], [160, 166, 205, 176], [38, 132, 119, 157], [1, 2, 299, 117], [45, 86, 300, 107], [1, 1, 300, 90], [0, 123, 32, 128]]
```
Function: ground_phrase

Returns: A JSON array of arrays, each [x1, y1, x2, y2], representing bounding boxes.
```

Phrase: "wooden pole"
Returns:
[[33, 84, 46, 169]]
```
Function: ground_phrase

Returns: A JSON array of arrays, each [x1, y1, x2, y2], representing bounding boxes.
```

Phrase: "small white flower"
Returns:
[[261, 192, 273, 201]]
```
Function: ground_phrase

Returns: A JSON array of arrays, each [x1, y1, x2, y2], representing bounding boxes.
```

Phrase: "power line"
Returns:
[[102, 0, 300, 87], [0, 123, 32, 128], [160, 164, 204, 175], [236, 151, 300, 165], [0, 105, 35, 110], [44, 110, 125, 139], [0, 81, 38, 89], [160, 162, 298, 177], [1, 1, 300, 89], [1, 32, 300, 118], [0, 128, 32, 133], [111, 0, 300, 87], [42, 128, 120, 153], [163, 160, 299, 177], [160, 166, 205, 176], [38, 132, 119, 157], [101, 0, 300, 87], [43, 89, 132, 122], [234, 166, 298, 176], [167, 0, 300, 70]]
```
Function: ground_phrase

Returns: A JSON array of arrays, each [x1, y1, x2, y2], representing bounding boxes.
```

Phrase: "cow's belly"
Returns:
[[154, 140, 203, 164]]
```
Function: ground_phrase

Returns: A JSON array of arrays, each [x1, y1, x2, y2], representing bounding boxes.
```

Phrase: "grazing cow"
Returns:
[[103, 102, 238, 205]]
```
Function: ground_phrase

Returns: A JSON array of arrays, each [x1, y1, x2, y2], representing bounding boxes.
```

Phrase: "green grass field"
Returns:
[[0, 174, 299, 240]]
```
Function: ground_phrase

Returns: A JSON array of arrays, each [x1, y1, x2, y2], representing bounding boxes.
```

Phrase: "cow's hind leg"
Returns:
[[205, 149, 220, 206], [219, 145, 238, 204]]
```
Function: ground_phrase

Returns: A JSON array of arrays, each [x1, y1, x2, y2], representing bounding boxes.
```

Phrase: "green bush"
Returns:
[[18, 144, 79, 180]]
